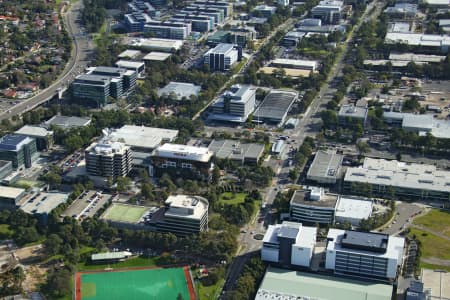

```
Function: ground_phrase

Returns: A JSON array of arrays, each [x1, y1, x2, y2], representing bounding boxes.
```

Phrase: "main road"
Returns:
[[0, 0, 94, 121]]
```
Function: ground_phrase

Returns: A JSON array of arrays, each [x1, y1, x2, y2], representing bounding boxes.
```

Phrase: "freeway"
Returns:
[[0, 0, 94, 121]]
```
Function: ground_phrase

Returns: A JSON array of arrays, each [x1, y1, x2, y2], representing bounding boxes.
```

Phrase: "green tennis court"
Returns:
[[102, 203, 147, 223], [80, 268, 191, 300]]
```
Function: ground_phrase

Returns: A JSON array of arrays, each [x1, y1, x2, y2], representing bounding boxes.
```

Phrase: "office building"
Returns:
[[143, 51, 172, 62], [439, 19, 450, 33], [144, 21, 191, 40], [157, 82, 201, 101], [20, 192, 69, 223], [103, 125, 178, 152], [311, 0, 344, 24], [0, 186, 26, 210], [72, 74, 111, 107], [344, 157, 450, 201], [150, 143, 214, 181], [115, 60, 145, 75], [338, 104, 368, 126], [208, 139, 265, 164], [43, 115, 91, 130], [290, 187, 339, 225], [0, 160, 13, 180], [156, 195, 209, 235], [204, 43, 239, 71], [334, 196, 373, 226], [307, 150, 343, 184], [255, 267, 394, 300], [0, 134, 38, 169], [118, 49, 142, 60], [171, 14, 214, 32], [325, 229, 405, 280], [209, 84, 256, 123], [270, 58, 319, 71], [253, 5, 277, 17], [15, 125, 53, 150], [192, 0, 233, 18], [253, 90, 298, 126], [85, 140, 132, 180], [181, 7, 224, 24], [89, 66, 137, 94], [124, 13, 152, 32], [384, 32, 450, 53], [128, 38, 184, 52], [282, 31, 306, 47], [278, 0, 290, 6], [261, 221, 317, 268], [383, 112, 450, 139], [384, 3, 418, 19]]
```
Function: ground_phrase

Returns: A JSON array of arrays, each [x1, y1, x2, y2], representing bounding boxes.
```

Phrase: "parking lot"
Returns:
[[62, 190, 114, 220]]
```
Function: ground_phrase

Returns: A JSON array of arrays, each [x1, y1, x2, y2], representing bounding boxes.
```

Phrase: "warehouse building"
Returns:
[[208, 139, 265, 164], [209, 84, 256, 123], [344, 158, 450, 201], [150, 143, 214, 181], [307, 150, 343, 184], [253, 5, 277, 17], [253, 90, 298, 126], [118, 50, 142, 60], [261, 221, 317, 268], [143, 51, 172, 62], [204, 43, 240, 71], [255, 267, 394, 300], [289, 187, 339, 225], [43, 115, 91, 130], [157, 82, 201, 101], [15, 125, 53, 151], [0, 186, 26, 210], [325, 229, 405, 280], [270, 58, 319, 71], [384, 32, 450, 53], [128, 38, 184, 52], [0, 134, 38, 169]]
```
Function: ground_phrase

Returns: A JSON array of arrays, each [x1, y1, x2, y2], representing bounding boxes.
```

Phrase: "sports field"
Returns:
[[102, 203, 147, 223], [76, 267, 195, 300]]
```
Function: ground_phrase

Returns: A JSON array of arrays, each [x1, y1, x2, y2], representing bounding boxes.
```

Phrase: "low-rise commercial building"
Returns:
[[91, 251, 132, 263], [253, 5, 277, 17], [0, 134, 38, 169], [290, 187, 339, 225], [15, 125, 53, 150], [325, 229, 405, 280], [0, 186, 26, 210], [144, 20, 191, 40], [253, 90, 298, 126], [261, 221, 317, 268], [128, 38, 184, 52], [143, 51, 172, 62], [115, 60, 145, 75], [307, 150, 343, 184], [118, 50, 142, 60], [209, 84, 256, 123], [157, 82, 201, 101], [124, 12, 152, 32], [20, 192, 69, 223], [208, 139, 265, 164], [384, 32, 450, 53], [383, 112, 450, 139], [204, 43, 239, 71], [311, 0, 344, 24], [43, 115, 91, 130], [384, 3, 418, 19], [334, 196, 373, 226], [150, 143, 214, 181], [338, 104, 368, 126], [270, 59, 319, 71], [344, 157, 450, 201], [171, 14, 214, 33]]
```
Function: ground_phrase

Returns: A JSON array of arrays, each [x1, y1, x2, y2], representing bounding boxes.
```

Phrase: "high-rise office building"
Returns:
[[0, 134, 38, 169], [204, 43, 239, 71]]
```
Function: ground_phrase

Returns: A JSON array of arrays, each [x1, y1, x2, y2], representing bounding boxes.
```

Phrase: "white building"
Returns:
[[325, 229, 405, 280], [209, 84, 256, 123], [307, 150, 343, 184], [383, 112, 450, 139], [204, 43, 239, 71], [115, 60, 145, 75], [270, 58, 319, 71], [156, 195, 209, 235], [290, 187, 338, 225], [311, 0, 343, 24], [278, 0, 290, 6], [262, 221, 317, 268], [384, 32, 450, 53], [334, 196, 373, 226], [127, 38, 184, 52]]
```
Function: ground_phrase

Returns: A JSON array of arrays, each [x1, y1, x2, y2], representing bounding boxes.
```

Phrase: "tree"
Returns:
[[288, 168, 299, 182], [320, 110, 338, 129], [42, 171, 62, 189], [211, 166, 221, 185], [141, 183, 154, 200], [116, 177, 131, 192], [356, 141, 370, 155], [44, 234, 63, 256], [42, 267, 72, 298]]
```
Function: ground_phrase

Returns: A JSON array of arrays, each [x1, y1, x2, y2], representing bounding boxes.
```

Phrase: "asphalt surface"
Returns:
[[0, 1, 94, 121]]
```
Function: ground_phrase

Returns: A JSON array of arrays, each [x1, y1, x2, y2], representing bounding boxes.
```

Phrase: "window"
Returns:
[[181, 163, 192, 169]]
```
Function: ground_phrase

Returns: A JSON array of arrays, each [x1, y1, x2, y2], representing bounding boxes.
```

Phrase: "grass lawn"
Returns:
[[218, 192, 247, 205], [419, 262, 450, 272], [413, 209, 450, 238], [197, 278, 224, 300], [103, 203, 148, 223], [77, 256, 157, 271], [409, 228, 450, 260], [0, 224, 13, 236]]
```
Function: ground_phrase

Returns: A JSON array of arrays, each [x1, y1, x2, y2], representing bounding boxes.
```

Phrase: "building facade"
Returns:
[[289, 188, 338, 225], [0, 134, 38, 169], [209, 84, 256, 123], [311, 0, 343, 24], [204, 43, 239, 71]]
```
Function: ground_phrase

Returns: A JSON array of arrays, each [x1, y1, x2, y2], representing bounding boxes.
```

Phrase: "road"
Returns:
[[0, 0, 94, 121]]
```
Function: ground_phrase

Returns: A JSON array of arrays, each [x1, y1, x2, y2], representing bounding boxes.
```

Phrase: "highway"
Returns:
[[0, 0, 94, 121]]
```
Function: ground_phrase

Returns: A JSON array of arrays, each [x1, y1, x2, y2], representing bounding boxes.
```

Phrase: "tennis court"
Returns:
[[101, 203, 148, 223], [76, 267, 195, 300]]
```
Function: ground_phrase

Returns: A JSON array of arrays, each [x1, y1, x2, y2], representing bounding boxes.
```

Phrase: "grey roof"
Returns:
[[278, 225, 299, 239], [15, 125, 53, 137], [208, 139, 264, 162], [0, 134, 34, 151], [290, 189, 338, 208], [209, 43, 235, 54], [341, 230, 388, 253], [338, 104, 368, 119], [43, 115, 91, 129], [20, 192, 69, 215], [307, 150, 343, 181], [254, 90, 297, 123], [74, 74, 111, 84], [157, 82, 201, 100]]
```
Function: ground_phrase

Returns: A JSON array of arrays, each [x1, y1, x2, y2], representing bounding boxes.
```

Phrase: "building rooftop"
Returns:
[[271, 58, 319, 69], [104, 125, 178, 150], [290, 188, 339, 208], [164, 195, 209, 220], [206, 43, 235, 54], [157, 82, 201, 100], [20, 192, 69, 215], [127, 38, 184, 51], [385, 32, 450, 48], [0, 134, 34, 151], [101, 203, 155, 224], [255, 267, 394, 300], [384, 112, 450, 139], [0, 186, 25, 199], [263, 221, 317, 249], [208, 139, 264, 162], [43, 115, 91, 129], [307, 150, 343, 181], [338, 104, 368, 119], [422, 0, 450, 6], [388, 22, 411, 33], [118, 49, 142, 59], [253, 90, 297, 123], [91, 251, 132, 261], [421, 269, 450, 299], [86, 139, 130, 156], [115, 60, 145, 69], [15, 125, 53, 138], [152, 143, 213, 162], [388, 52, 445, 62], [345, 157, 450, 193], [327, 228, 405, 259], [335, 196, 373, 222], [142, 51, 172, 61]]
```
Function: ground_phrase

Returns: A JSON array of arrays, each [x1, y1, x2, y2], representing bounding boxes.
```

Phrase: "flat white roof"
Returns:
[[152, 143, 213, 162], [423, 0, 450, 5], [389, 52, 446, 62], [105, 125, 178, 150], [143, 51, 172, 61], [165, 195, 208, 220], [0, 186, 25, 199], [118, 49, 142, 59], [115, 60, 145, 69], [87, 139, 130, 156], [335, 196, 373, 221], [271, 58, 319, 69], [385, 32, 450, 48], [128, 38, 184, 51], [263, 221, 316, 249], [15, 125, 53, 137]]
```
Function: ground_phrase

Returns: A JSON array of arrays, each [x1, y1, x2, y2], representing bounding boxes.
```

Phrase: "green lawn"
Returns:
[[413, 209, 450, 238], [102, 204, 148, 223], [218, 192, 247, 205], [409, 228, 450, 260], [197, 278, 224, 300], [77, 256, 157, 271], [0, 224, 13, 236]]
